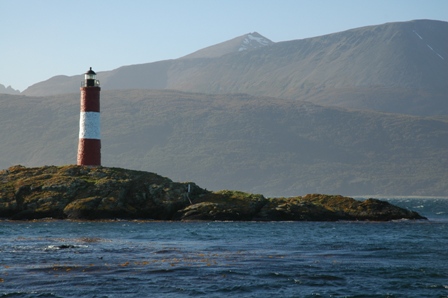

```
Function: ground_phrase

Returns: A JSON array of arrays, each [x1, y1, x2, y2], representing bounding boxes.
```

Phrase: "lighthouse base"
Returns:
[[77, 138, 101, 166]]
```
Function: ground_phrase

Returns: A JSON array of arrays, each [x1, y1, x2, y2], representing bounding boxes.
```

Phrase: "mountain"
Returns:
[[180, 32, 274, 59], [21, 32, 275, 97], [1, 90, 447, 197], [0, 84, 20, 95], [22, 20, 448, 116]]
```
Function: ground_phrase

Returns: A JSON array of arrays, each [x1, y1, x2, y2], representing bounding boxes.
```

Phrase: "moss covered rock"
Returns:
[[0, 165, 426, 221], [0, 165, 203, 220]]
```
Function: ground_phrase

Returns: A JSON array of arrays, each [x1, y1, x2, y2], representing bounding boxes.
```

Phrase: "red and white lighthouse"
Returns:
[[77, 67, 101, 166]]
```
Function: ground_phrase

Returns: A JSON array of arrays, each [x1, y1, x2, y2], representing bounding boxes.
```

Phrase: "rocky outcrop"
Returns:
[[0, 165, 426, 221], [0, 84, 20, 95]]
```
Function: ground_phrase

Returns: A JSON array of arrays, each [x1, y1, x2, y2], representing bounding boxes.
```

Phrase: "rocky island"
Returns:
[[0, 165, 425, 221]]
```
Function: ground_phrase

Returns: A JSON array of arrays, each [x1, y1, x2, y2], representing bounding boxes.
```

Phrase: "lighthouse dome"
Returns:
[[83, 67, 99, 87]]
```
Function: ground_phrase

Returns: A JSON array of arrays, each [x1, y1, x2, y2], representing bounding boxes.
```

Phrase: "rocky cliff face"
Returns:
[[0, 165, 425, 221]]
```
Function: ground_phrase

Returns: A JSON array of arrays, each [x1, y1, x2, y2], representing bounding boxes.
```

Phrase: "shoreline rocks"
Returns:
[[0, 165, 426, 221]]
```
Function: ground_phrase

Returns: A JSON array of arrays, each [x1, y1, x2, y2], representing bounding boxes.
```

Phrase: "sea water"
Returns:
[[1, 198, 447, 297]]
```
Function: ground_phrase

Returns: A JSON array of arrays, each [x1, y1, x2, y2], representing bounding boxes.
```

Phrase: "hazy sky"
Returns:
[[2, 0, 448, 91]]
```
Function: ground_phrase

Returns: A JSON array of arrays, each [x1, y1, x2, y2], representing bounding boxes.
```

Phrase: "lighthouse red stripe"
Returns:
[[77, 138, 101, 166], [80, 87, 100, 112]]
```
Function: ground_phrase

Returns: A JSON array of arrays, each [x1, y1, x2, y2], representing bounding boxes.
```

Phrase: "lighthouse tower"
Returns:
[[77, 67, 101, 166]]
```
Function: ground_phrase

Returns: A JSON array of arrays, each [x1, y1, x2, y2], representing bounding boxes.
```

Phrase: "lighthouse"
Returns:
[[77, 67, 101, 166]]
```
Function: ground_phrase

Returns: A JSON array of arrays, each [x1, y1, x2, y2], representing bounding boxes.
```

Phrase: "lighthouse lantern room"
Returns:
[[84, 67, 99, 87], [77, 67, 101, 166]]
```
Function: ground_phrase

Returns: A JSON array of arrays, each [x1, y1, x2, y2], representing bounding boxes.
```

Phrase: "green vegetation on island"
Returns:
[[0, 165, 425, 221]]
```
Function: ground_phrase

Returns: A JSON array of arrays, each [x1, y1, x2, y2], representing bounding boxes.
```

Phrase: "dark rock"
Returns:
[[175, 190, 266, 221], [0, 165, 426, 221]]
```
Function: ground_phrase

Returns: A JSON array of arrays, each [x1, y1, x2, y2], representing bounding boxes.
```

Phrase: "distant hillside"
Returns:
[[0, 84, 20, 95], [1, 90, 447, 196], [22, 20, 448, 116]]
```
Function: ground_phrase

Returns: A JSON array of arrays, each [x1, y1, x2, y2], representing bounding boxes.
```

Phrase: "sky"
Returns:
[[1, 0, 448, 91]]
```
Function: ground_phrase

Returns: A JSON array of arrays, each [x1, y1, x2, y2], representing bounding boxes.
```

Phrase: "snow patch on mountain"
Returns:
[[413, 30, 423, 40], [425, 44, 444, 60], [413, 30, 445, 60], [238, 33, 273, 52], [428, 46, 444, 60]]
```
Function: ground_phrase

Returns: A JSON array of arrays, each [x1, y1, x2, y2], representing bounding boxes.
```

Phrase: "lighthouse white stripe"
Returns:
[[79, 112, 100, 139]]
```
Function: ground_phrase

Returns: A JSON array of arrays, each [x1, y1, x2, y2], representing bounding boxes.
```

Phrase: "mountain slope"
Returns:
[[1, 90, 447, 196], [22, 20, 448, 116], [21, 32, 274, 96], [0, 84, 20, 95], [164, 19, 447, 115], [180, 32, 273, 59]]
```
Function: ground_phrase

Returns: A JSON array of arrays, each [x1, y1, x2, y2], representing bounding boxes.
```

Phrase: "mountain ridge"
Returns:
[[0, 84, 20, 95], [20, 19, 448, 116], [180, 32, 274, 59]]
